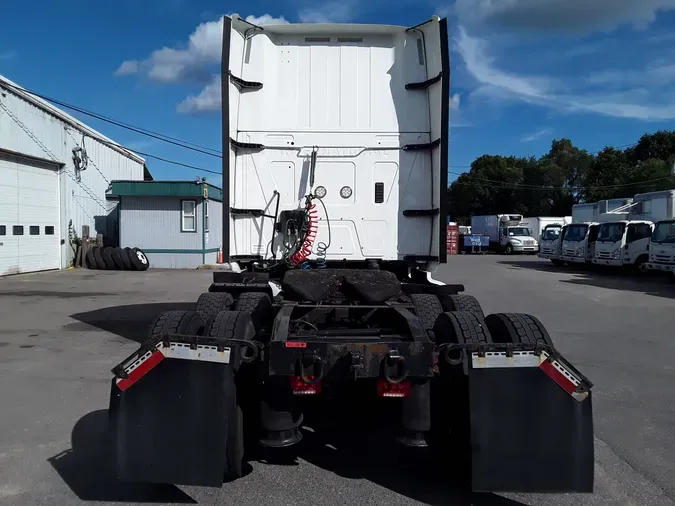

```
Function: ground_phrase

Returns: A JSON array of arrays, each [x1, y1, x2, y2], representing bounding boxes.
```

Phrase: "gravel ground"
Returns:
[[0, 256, 674, 505]]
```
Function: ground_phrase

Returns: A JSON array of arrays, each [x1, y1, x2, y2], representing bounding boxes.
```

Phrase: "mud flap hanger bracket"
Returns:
[[111, 334, 264, 380], [437, 342, 593, 400]]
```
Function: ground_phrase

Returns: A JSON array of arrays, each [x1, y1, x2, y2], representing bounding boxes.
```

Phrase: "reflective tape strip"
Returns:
[[471, 351, 542, 368], [116, 349, 165, 392], [539, 356, 585, 401], [159, 342, 231, 364]]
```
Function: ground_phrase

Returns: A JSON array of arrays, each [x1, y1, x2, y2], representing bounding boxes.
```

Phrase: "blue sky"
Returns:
[[2, 0, 675, 184]]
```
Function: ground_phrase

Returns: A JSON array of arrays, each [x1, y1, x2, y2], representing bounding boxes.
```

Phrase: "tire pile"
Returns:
[[85, 246, 150, 271]]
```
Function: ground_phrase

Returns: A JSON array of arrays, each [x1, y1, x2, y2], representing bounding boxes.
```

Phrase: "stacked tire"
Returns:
[[85, 246, 150, 271]]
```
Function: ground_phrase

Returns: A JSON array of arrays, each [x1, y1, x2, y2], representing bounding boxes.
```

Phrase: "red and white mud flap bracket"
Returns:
[[440, 342, 595, 494], [112, 334, 261, 392]]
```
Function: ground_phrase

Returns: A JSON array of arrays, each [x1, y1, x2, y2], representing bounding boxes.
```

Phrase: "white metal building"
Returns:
[[0, 74, 149, 276]]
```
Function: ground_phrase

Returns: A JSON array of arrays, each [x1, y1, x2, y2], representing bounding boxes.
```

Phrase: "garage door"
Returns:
[[0, 152, 61, 276]]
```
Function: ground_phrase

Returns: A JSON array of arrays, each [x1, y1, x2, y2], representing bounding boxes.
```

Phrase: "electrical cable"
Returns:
[[313, 197, 331, 269]]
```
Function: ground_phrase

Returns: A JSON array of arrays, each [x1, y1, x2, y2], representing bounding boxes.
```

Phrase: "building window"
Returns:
[[13, 226, 24, 235], [181, 200, 197, 232], [0, 226, 5, 236], [204, 200, 209, 232], [30, 226, 40, 235], [45, 226, 54, 235]]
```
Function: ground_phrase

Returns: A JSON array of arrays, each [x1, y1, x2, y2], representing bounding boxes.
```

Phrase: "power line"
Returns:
[[0, 80, 222, 157], [0, 78, 666, 184], [449, 173, 675, 192]]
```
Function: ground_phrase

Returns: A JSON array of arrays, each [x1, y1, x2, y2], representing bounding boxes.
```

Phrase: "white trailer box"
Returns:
[[571, 203, 598, 223], [629, 190, 675, 222], [471, 215, 501, 243], [521, 217, 568, 241]]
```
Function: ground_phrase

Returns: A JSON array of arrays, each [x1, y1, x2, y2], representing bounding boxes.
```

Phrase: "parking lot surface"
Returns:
[[1, 256, 674, 505]]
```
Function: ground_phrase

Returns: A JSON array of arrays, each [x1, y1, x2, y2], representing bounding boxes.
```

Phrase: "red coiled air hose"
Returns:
[[290, 201, 319, 266]]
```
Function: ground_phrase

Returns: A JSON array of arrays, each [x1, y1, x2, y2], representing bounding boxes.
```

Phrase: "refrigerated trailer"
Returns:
[[107, 15, 594, 494]]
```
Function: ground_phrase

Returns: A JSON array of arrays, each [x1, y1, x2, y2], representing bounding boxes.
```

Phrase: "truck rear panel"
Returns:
[[223, 16, 449, 265]]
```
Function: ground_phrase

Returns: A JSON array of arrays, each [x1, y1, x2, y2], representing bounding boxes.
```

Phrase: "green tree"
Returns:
[[584, 147, 631, 201], [627, 130, 675, 164]]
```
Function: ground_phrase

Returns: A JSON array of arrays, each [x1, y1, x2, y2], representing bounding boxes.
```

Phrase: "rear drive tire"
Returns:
[[441, 294, 485, 320], [206, 311, 256, 479], [197, 292, 235, 319], [111, 247, 125, 270], [433, 311, 492, 347], [148, 310, 205, 340], [130, 247, 150, 271], [234, 292, 272, 334], [93, 247, 106, 270], [484, 313, 554, 348], [411, 294, 444, 340]]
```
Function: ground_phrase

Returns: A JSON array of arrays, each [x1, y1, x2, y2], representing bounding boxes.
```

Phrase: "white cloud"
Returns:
[[115, 13, 289, 114], [177, 76, 221, 114], [0, 50, 16, 60], [521, 127, 553, 143], [450, 93, 461, 110], [114, 60, 139, 76], [455, 25, 675, 121], [298, 2, 354, 23], [455, 26, 551, 101], [453, 0, 675, 34], [115, 13, 288, 85]]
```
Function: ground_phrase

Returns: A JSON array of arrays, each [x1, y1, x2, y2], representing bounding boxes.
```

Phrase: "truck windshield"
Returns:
[[652, 221, 675, 244], [564, 225, 588, 242], [597, 223, 626, 243], [508, 227, 530, 237], [541, 228, 561, 241]]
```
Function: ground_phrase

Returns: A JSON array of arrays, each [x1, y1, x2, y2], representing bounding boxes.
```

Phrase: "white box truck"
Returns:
[[537, 217, 572, 261], [632, 190, 675, 274], [521, 216, 570, 242], [471, 214, 539, 254]]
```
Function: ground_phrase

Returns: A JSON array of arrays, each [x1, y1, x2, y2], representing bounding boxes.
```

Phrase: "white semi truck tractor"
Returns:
[[105, 15, 595, 495]]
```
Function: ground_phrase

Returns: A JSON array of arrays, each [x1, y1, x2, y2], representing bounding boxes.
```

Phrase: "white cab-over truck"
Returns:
[[521, 216, 570, 243], [593, 192, 675, 272], [537, 217, 572, 261], [471, 214, 539, 254], [105, 16, 594, 495], [559, 199, 631, 266], [638, 190, 675, 274]]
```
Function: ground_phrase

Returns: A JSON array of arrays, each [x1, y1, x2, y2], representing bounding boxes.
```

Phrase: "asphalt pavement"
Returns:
[[0, 256, 674, 505]]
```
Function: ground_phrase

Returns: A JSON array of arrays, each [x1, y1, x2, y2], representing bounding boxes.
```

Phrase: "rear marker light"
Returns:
[[377, 378, 411, 398], [290, 376, 321, 395], [285, 341, 307, 348]]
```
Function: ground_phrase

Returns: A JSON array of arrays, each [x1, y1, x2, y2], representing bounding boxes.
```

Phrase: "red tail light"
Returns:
[[376, 378, 411, 398], [290, 376, 322, 395]]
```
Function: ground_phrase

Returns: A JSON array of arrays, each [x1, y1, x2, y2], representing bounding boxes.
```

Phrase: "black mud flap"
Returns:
[[109, 357, 235, 487], [468, 358, 594, 493]]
